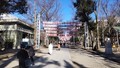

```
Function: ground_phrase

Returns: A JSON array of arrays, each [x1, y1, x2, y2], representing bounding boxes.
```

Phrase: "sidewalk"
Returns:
[[1, 48, 74, 68]]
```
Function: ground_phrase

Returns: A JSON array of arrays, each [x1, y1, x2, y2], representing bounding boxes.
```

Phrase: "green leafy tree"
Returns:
[[73, 0, 96, 49], [0, 0, 28, 14]]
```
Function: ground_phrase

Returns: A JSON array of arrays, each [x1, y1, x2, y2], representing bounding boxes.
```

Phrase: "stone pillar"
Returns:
[[105, 38, 113, 55], [13, 31, 17, 49]]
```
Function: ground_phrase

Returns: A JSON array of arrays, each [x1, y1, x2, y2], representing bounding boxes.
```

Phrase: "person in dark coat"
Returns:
[[17, 48, 29, 68]]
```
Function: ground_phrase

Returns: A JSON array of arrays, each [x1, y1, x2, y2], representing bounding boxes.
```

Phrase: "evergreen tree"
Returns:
[[0, 0, 28, 14], [74, 0, 96, 23], [73, 0, 96, 49]]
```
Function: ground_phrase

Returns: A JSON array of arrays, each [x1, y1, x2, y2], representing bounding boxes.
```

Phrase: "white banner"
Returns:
[[43, 21, 59, 25], [36, 14, 41, 49], [43, 25, 57, 28], [46, 34, 57, 36], [44, 27, 58, 30], [46, 31, 57, 33]]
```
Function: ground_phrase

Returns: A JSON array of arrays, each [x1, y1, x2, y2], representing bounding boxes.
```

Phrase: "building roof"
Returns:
[[0, 14, 34, 28]]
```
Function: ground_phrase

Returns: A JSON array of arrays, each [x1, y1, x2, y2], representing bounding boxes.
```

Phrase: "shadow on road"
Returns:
[[72, 61, 87, 68], [0, 49, 19, 55], [0, 54, 17, 68], [81, 48, 120, 64], [64, 60, 74, 68], [0, 49, 19, 68], [30, 56, 61, 68]]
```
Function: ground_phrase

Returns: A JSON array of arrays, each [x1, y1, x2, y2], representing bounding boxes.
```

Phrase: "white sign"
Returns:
[[43, 25, 57, 28], [46, 34, 57, 36], [36, 14, 41, 49], [43, 21, 59, 25], [43, 21, 59, 37]]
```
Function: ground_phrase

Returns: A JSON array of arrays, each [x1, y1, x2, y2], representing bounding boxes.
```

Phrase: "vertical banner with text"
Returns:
[[36, 14, 41, 49]]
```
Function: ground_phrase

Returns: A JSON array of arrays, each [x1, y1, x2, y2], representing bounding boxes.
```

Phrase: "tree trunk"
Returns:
[[94, 0, 101, 50], [102, 29, 105, 46], [87, 25, 90, 49], [117, 31, 119, 47], [97, 23, 100, 49], [84, 22, 89, 49], [91, 31, 94, 49], [94, 11, 100, 50]]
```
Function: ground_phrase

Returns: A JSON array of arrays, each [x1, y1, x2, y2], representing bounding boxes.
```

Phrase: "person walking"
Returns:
[[57, 43, 61, 50], [48, 41, 53, 55], [17, 48, 30, 68]]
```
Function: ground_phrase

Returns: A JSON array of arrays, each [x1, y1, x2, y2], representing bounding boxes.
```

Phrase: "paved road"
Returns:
[[1, 48, 120, 68], [31, 48, 74, 68], [1, 48, 74, 68], [70, 48, 120, 68]]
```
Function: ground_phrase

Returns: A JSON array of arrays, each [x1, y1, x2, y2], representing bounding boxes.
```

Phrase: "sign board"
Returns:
[[43, 21, 59, 37], [36, 14, 41, 49]]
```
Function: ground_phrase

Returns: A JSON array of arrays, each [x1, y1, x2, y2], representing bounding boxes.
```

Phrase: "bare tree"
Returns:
[[24, 0, 63, 23], [23, 0, 63, 47], [110, 0, 120, 17], [100, 0, 119, 54]]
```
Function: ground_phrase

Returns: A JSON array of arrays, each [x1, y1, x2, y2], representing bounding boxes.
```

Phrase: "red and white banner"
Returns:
[[46, 34, 57, 36], [43, 25, 57, 28], [58, 27, 71, 30], [44, 28, 57, 30], [46, 31, 57, 33], [43, 21, 81, 37], [43, 21, 60, 25], [43, 21, 59, 37]]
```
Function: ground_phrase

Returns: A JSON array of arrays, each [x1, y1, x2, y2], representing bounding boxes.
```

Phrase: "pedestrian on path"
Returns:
[[17, 48, 30, 68], [48, 41, 53, 55], [57, 43, 61, 50], [105, 37, 113, 55]]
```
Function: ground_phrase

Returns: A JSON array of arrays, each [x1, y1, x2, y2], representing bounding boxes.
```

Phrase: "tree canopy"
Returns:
[[73, 0, 96, 22], [0, 0, 28, 14]]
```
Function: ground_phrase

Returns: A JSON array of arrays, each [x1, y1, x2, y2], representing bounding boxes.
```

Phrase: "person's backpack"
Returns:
[[29, 46, 35, 56], [20, 42, 28, 49], [25, 46, 35, 57]]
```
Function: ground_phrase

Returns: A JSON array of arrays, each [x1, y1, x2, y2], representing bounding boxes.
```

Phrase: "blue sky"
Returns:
[[59, 0, 115, 21], [14, 0, 75, 22], [13, 0, 115, 23], [59, 0, 75, 22]]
